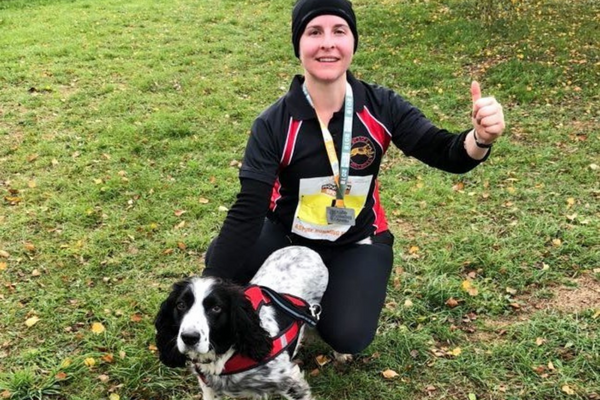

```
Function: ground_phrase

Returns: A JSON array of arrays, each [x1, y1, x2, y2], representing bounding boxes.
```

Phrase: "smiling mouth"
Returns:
[[317, 57, 339, 63]]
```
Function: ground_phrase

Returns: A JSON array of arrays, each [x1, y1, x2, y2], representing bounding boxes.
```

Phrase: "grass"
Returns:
[[0, 0, 598, 399]]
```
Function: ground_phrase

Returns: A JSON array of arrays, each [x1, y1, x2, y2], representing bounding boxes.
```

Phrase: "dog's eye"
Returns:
[[211, 305, 222, 314], [176, 301, 187, 311]]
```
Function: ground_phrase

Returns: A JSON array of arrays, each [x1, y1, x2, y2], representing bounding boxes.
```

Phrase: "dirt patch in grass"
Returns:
[[531, 274, 600, 313], [473, 274, 600, 341]]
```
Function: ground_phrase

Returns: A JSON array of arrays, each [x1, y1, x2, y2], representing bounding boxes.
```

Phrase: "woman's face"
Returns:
[[299, 14, 355, 85]]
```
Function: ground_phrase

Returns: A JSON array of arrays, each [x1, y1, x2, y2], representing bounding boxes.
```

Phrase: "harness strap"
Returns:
[[221, 319, 301, 375], [217, 285, 319, 375], [258, 286, 319, 327]]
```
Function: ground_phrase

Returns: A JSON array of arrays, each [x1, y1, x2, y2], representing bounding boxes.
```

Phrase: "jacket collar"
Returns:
[[284, 70, 366, 121]]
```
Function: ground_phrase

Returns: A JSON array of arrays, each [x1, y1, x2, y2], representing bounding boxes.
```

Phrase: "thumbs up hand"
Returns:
[[471, 81, 505, 145]]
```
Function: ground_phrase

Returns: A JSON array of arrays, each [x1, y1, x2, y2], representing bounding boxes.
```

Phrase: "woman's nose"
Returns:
[[320, 33, 335, 49]]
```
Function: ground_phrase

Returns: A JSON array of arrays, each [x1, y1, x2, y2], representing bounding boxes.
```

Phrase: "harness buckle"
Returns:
[[309, 304, 322, 321]]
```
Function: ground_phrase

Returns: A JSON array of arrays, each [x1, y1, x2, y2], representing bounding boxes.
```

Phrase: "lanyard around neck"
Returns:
[[302, 81, 354, 207]]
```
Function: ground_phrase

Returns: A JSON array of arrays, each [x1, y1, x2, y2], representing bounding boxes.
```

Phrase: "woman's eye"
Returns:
[[176, 301, 186, 311]]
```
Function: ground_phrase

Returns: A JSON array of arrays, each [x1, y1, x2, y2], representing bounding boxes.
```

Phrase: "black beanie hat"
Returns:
[[292, 0, 358, 58]]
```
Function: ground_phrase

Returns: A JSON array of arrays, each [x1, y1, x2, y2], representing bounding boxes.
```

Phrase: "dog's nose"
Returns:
[[180, 332, 201, 346]]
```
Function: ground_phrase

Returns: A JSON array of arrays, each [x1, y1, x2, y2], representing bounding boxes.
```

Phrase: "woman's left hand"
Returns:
[[471, 81, 505, 145]]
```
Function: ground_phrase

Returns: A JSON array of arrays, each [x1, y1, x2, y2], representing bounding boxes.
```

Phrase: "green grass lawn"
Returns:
[[1, 0, 598, 399]]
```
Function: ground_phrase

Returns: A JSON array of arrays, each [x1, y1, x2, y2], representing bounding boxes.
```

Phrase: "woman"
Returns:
[[203, 0, 505, 355]]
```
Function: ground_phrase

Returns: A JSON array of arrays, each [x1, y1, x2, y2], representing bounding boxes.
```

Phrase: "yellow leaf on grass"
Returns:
[[91, 322, 106, 334], [408, 246, 419, 254], [25, 316, 40, 327], [382, 369, 399, 379], [566, 198, 575, 208], [592, 310, 600, 319], [0, 262, 6, 271], [0, 250, 9, 258], [199, 197, 210, 204], [449, 347, 462, 357], [61, 358, 72, 368], [84, 358, 96, 367], [109, 394, 120, 400], [552, 238, 562, 247], [562, 385, 575, 395]]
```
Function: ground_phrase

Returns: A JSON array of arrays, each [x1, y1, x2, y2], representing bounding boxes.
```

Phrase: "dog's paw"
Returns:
[[332, 352, 353, 364]]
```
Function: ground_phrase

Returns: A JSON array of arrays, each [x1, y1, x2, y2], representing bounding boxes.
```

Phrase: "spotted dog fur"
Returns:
[[155, 246, 328, 400]]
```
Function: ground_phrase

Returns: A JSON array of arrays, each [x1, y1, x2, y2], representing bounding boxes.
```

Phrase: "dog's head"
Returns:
[[154, 277, 273, 368]]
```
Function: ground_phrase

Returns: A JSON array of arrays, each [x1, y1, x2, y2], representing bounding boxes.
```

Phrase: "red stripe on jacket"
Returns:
[[270, 118, 301, 211], [357, 107, 391, 234]]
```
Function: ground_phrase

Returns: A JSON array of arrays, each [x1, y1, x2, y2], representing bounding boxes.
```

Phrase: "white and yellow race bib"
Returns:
[[292, 175, 373, 241]]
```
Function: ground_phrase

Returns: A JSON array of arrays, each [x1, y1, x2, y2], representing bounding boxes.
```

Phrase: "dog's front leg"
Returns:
[[282, 367, 315, 400], [199, 379, 219, 400]]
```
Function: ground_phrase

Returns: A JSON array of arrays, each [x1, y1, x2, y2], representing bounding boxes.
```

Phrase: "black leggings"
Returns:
[[204, 219, 394, 354]]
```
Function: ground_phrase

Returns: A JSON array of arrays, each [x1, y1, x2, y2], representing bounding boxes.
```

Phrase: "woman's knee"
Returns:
[[318, 322, 376, 355]]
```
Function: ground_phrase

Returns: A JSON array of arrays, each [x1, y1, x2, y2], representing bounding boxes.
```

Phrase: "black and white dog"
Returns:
[[155, 246, 328, 400]]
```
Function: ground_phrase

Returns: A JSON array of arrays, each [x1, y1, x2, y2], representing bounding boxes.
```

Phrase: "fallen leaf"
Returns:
[[109, 394, 120, 400], [449, 347, 462, 357], [91, 322, 106, 334], [404, 299, 413, 308], [0, 250, 10, 258], [199, 197, 210, 204], [408, 246, 420, 254], [102, 353, 115, 363], [25, 316, 40, 327], [61, 358, 72, 368], [174, 209, 186, 217], [24, 242, 35, 252], [177, 242, 187, 250], [162, 248, 174, 255], [536, 337, 546, 346], [566, 198, 575, 208], [130, 314, 143, 323], [382, 369, 399, 379], [445, 297, 459, 308], [53, 370, 67, 380], [309, 368, 320, 377], [552, 238, 562, 247], [468, 394, 477, 400], [315, 354, 331, 367], [31, 269, 41, 277], [98, 374, 110, 383], [506, 287, 517, 295], [562, 385, 575, 395], [548, 361, 555, 370], [148, 344, 158, 352], [218, 206, 229, 212], [27, 180, 36, 188], [1, 391, 9, 399], [590, 163, 599, 170], [84, 357, 96, 367], [452, 182, 465, 191], [0, 262, 6, 271]]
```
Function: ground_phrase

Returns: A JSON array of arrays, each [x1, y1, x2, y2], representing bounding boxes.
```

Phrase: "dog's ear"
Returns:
[[229, 288, 273, 361], [154, 281, 188, 368]]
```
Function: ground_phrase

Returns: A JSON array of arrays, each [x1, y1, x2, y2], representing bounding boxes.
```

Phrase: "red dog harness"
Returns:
[[195, 285, 320, 381]]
